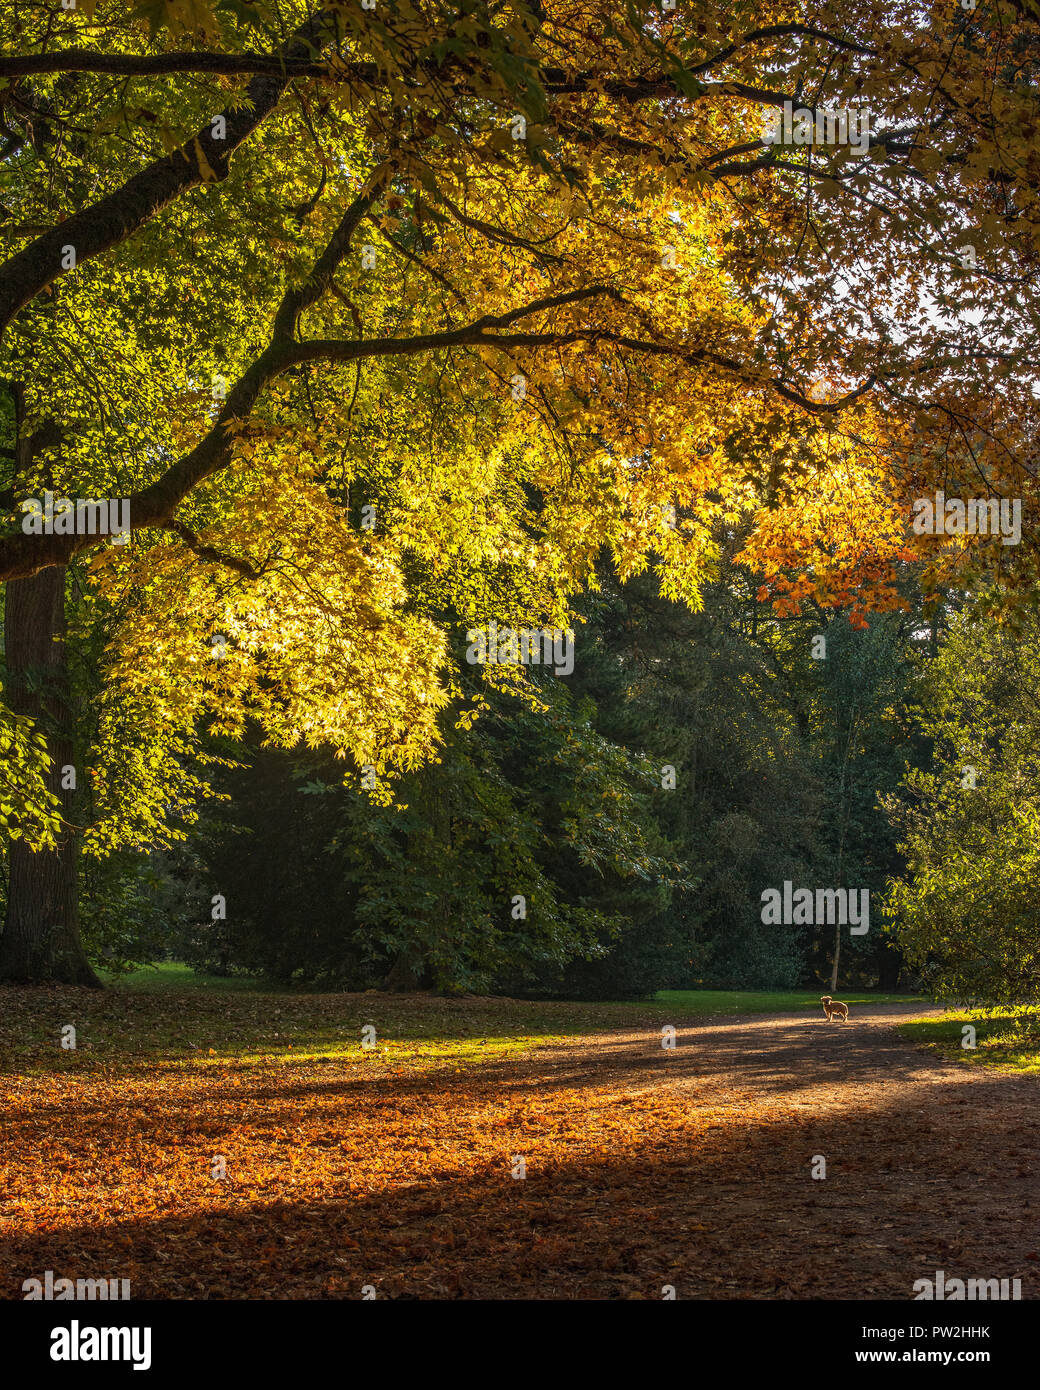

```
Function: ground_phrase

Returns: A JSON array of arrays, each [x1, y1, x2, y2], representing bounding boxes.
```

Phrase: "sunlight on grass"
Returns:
[[3, 967, 927, 1079], [160, 1033, 554, 1071], [898, 1007, 1040, 1073]]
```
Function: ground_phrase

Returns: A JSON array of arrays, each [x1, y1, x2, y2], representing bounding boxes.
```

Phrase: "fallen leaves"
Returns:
[[0, 991, 1036, 1299]]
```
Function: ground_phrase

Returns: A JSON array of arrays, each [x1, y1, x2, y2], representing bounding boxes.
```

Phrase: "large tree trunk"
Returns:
[[0, 565, 99, 986]]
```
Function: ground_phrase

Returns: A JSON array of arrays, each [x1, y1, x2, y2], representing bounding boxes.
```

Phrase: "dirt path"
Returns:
[[496, 1001, 1039, 1298], [3, 1001, 1037, 1299]]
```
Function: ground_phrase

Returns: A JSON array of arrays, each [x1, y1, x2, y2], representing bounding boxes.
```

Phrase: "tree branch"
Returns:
[[0, 10, 336, 337], [272, 166, 395, 343], [0, 51, 338, 79], [160, 520, 260, 578], [0, 271, 885, 583]]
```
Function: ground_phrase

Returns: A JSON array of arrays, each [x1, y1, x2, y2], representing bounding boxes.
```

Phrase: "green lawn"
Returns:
[[72, 967, 926, 1062], [99, 961, 271, 993], [104, 967, 921, 1017], [25, 962, 1039, 1079], [653, 989, 918, 1016], [897, 1006, 1040, 1073]]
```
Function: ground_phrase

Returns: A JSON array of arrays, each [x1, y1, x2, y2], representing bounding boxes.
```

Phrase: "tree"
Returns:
[[560, 561, 821, 991], [886, 605, 1040, 1006], [3, 0, 1040, 979], [809, 607, 924, 992], [179, 639, 685, 993]]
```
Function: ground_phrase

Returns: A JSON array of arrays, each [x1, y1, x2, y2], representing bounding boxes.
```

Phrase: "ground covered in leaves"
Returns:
[[1, 987, 1035, 1299]]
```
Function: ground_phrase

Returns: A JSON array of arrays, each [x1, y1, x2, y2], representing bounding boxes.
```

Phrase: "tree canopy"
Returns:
[[2, 0, 1040, 989]]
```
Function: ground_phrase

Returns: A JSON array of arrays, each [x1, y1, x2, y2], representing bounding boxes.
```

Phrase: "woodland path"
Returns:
[[3, 1000, 1036, 1299]]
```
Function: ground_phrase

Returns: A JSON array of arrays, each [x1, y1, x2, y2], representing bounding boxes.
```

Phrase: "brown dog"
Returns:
[[820, 995, 849, 1022]]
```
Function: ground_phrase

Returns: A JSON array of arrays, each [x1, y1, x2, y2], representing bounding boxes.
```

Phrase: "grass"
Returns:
[[1, 967, 924, 1075], [653, 989, 917, 1016], [897, 1006, 1040, 1073], [98, 961, 272, 993], [102, 966, 921, 1014], [0, 987, 690, 1076]]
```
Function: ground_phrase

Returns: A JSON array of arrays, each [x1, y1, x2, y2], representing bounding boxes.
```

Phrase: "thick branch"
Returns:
[[272, 168, 394, 342], [0, 277, 884, 582], [0, 11, 335, 336], [0, 24, 876, 87], [0, 51, 337, 79], [0, 285, 620, 580]]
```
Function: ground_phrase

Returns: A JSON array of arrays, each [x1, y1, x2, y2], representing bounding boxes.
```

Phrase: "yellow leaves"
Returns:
[[91, 459, 450, 798], [193, 137, 218, 184], [157, 126, 183, 156]]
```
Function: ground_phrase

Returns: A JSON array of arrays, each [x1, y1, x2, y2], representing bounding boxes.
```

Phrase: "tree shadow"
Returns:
[[2, 1007, 1036, 1300]]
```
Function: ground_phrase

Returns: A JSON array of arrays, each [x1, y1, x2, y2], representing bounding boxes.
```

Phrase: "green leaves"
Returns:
[[669, 67, 703, 101], [0, 698, 61, 851], [214, 0, 270, 32], [886, 607, 1040, 1006], [131, 0, 220, 40]]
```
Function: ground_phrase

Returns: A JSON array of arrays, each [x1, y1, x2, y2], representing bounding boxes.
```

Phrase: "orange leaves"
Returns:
[[6, 988, 1031, 1299], [0, 986, 812, 1298], [738, 411, 920, 620]]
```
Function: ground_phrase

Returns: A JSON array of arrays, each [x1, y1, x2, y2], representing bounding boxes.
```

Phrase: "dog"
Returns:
[[820, 994, 849, 1022]]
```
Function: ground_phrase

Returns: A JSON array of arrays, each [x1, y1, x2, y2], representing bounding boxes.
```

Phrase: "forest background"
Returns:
[[2, 0, 1039, 1009]]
